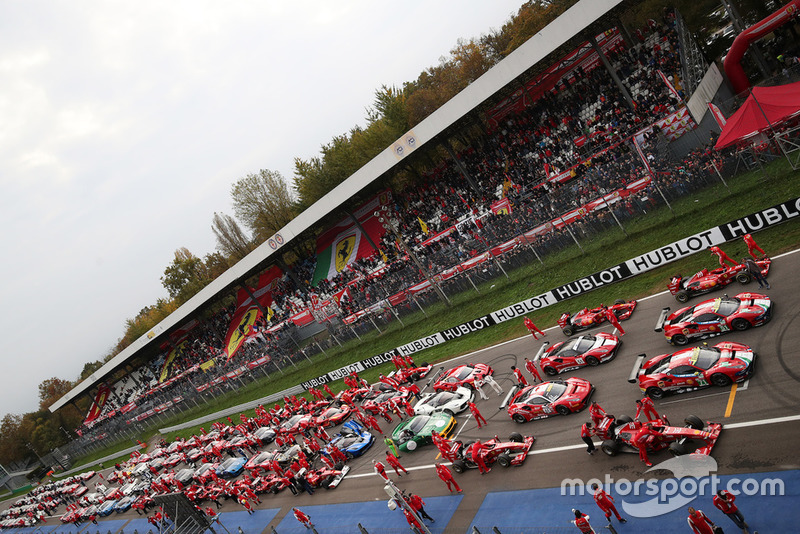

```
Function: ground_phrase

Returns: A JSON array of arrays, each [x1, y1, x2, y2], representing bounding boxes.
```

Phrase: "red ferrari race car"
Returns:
[[539, 333, 621, 376], [361, 389, 411, 415], [449, 433, 535, 474], [598, 414, 722, 459], [314, 404, 352, 427], [504, 378, 594, 423], [655, 292, 773, 346], [387, 363, 433, 384], [433, 363, 493, 392], [558, 300, 637, 336], [667, 258, 771, 303], [629, 342, 756, 399]]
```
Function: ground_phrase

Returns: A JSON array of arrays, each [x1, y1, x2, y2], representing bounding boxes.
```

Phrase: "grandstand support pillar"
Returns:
[[588, 34, 634, 111], [616, 18, 635, 48], [441, 138, 481, 194], [346, 210, 383, 256], [240, 284, 272, 321]]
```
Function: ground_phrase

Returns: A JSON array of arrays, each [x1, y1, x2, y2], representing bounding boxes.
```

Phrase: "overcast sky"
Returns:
[[0, 1, 525, 419]]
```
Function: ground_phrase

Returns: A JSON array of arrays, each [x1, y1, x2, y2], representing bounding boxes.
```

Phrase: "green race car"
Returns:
[[391, 412, 456, 452]]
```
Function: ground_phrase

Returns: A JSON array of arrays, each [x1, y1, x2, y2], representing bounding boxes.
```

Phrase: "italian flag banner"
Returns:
[[311, 190, 392, 285], [223, 265, 282, 360]]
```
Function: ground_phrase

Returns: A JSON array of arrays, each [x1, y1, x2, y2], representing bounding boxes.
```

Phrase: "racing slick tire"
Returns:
[[736, 272, 751, 284], [669, 442, 688, 456], [646, 387, 665, 400], [684, 415, 704, 430], [614, 299, 626, 305], [335, 461, 345, 470], [321, 479, 331, 489], [616, 415, 634, 425], [497, 454, 512, 468], [512, 414, 527, 424], [601, 440, 620, 457], [451, 459, 467, 474], [508, 432, 523, 443], [710, 373, 733, 387], [562, 325, 574, 336], [586, 356, 600, 366], [555, 405, 571, 416], [411, 373, 420, 381], [671, 334, 689, 346], [675, 291, 690, 303], [731, 318, 750, 331], [543, 366, 558, 376]]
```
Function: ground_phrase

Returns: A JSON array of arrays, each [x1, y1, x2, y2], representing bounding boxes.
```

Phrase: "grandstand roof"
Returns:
[[50, 0, 626, 413]]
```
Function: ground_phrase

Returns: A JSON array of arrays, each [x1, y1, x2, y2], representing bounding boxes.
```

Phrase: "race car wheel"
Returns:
[[497, 454, 512, 468], [710, 373, 732, 387], [731, 318, 750, 331], [616, 415, 634, 425], [675, 291, 690, 303], [562, 325, 574, 336], [614, 299, 626, 305], [669, 442, 688, 456], [512, 414, 527, 424], [508, 432, 523, 443], [321, 479, 331, 489], [671, 334, 688, 346], [736, 272, 751, 284], [443, 409, 455, 417], [451, 459, 466, 474], [601, 440, 619, 457], [543, 366, 558, 376], [555, 405, 570, 416], [586, 356, 600, 366], [411, 373, 420, 381], [646, 387, 665, 400], [344, 452, 354, 461], [684, 415, 704, 430]]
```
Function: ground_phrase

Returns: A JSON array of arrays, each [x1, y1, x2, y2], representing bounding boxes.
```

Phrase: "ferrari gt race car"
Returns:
[[655, 292, 772, 345], [504, 378, 594, 423], [628, 342, 756, 399], [433, 363, 493, 392], [538, 333, 621, 375]]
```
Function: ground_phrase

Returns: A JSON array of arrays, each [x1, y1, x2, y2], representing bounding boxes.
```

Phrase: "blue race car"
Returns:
[[114, 496, 136, 514], [327, 421, 375, 458], [216, 457, 247, 478], [97, 499, 118, 517]]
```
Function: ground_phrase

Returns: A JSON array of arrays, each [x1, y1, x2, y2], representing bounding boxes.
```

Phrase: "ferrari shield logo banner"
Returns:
[[225, 305, 259, 357], [334, 233, 359, 272], [84, 383, 111, 424], [222, 265, 283, 360], [159, 340, 188, 383], [311, 190, 391, 285]]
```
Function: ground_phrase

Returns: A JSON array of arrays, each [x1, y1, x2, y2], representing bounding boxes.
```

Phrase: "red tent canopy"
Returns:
[[715, 80, 800, 150]]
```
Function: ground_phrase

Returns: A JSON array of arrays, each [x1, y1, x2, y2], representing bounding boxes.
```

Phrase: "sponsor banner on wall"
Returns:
[[299, 196, 800, 391]]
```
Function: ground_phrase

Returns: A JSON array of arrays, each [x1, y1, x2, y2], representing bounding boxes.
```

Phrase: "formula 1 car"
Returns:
[[655, 292, 773, 346], [505, 378, 594, 424], [629, 342, 756, 399], [449, 433, 535, 474], [387, 363, 433, 384], [305, 465, 350, 489], [598, 414, 722, 459], [668, 258, 771, 303], [433, 363, 493, 392], [391, 412, 456, 452], [558, 300, 637, 336], [414, 386, 473, 416], [327, 421, 375, 458], [539, 333, 621, 375]]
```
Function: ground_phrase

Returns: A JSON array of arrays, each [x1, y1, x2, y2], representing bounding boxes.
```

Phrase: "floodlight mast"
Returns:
[[383, 480, 433, 534]]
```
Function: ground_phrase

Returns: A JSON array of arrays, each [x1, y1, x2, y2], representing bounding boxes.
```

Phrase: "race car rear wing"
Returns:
[[533, 341, 550, 363], [628, 354, 647, 384], [499, 383, 523, 410], [654, 307, 671, 332]]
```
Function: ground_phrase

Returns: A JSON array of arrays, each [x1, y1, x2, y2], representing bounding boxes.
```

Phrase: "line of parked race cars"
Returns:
[[0, 252, 772, 529]]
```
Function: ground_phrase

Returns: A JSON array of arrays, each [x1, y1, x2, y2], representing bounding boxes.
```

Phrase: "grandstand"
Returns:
[[49, 0, 736, 456]]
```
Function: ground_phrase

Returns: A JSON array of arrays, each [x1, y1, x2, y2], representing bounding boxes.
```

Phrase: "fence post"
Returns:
[[357, 523, 369, 534]]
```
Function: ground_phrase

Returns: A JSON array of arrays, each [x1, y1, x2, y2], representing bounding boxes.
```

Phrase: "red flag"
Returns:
[[708, 103, 727, 129]]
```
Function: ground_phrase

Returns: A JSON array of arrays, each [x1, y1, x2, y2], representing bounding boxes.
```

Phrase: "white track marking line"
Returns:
[[658, 391, 731, 405], [738, 379, 750, 391]]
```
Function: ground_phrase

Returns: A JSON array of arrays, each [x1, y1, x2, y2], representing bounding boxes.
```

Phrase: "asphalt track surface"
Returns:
[[8, 251, 800, 533]]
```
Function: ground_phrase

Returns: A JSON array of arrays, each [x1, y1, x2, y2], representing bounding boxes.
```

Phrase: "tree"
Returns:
[[211, 212, 254, 263], [79, 360, 104, 382], [0, 414, 25, 464], [38, 378, 73, 411], [230, 169, 296, 245]]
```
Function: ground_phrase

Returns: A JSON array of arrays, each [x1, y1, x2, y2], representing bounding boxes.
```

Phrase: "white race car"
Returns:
[[414, 386, 474, 416]]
